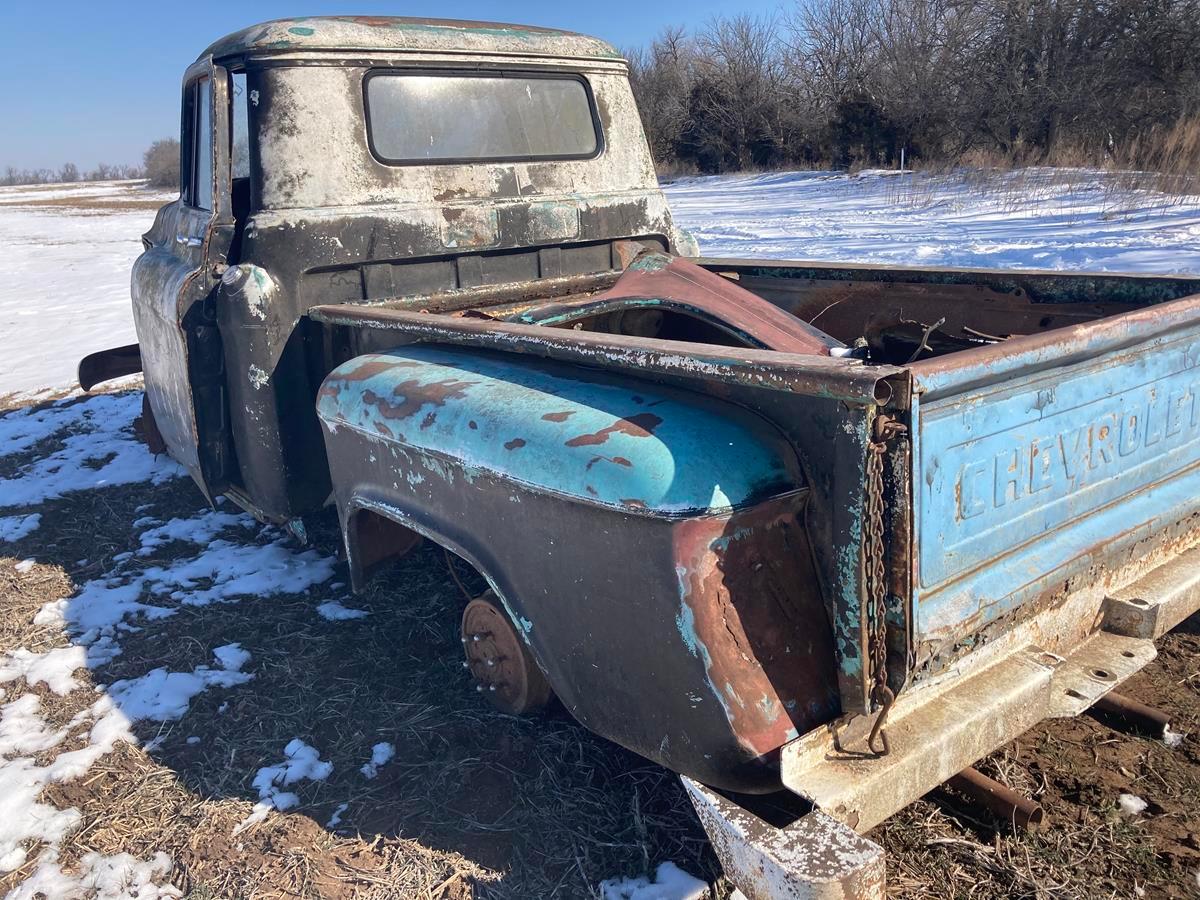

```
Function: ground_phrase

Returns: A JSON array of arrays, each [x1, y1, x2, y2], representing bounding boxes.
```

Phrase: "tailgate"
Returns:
[[908, 294, 1200, 669]]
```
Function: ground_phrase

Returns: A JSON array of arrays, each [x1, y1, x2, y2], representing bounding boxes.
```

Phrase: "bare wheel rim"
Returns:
[[461, 591, 552, 715]]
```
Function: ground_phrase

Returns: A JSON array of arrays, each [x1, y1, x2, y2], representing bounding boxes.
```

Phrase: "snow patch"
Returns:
[[0, 645, 87, 695], [106, 663, 253, 723], [236, 739, 334, 833], [0, 513, 40, 542], [7, 851, 181, 900], [0, 393, 183, 508], [316, 599, 369, 621], [137, 509, 253, 555], [359, 741, 395, 779], [326, 802, 349, 829], [599, 862, 709, 900], [664, 168, 1200, 274], [1118, 793, 1148, 816], [213, 642, 251, 672]]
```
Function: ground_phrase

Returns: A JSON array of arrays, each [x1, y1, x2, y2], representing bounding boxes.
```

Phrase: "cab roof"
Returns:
[[200, 16, 622, 63]]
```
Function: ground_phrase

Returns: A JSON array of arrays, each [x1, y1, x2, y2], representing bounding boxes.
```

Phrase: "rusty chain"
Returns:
[[865, 413, 906, 757]]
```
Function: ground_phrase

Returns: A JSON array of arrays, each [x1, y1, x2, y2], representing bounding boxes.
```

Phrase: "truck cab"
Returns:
[[131, 16, 694, 519]]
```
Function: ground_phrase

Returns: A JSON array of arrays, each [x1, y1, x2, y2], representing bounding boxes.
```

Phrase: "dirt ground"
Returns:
[[1, 387, 1198, 899]]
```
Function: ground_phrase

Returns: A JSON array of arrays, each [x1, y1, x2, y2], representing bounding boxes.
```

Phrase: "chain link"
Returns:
[[865, 414, 905, 756]]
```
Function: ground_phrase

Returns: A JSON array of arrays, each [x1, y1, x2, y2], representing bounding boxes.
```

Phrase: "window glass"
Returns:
[[231, 72, 250, 179], [193, 76, 213, 211], [366, 73, 598, 163]]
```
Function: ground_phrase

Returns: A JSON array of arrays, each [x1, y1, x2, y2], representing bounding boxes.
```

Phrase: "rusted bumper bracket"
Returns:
[[777, 631, 1156, 836], [682, 778, 885, 900]]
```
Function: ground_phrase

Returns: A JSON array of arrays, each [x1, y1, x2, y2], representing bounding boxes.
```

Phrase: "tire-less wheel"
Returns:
[[461, 590, 553, 715]]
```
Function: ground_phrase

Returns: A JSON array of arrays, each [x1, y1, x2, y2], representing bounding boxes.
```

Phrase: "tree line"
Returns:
[[1, 139, 182, 189], [1, 162, 144, 187], [627, 0, 1200, 174]]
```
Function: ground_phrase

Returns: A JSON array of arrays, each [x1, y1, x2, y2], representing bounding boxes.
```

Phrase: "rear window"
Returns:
[[365, 72, 600, 164]]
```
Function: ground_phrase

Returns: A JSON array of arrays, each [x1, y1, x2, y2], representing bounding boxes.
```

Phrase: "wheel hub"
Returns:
[[461, 591, 552, 715]]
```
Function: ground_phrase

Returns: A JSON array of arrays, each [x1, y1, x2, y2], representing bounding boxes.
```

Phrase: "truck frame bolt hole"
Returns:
[[1121, 651, 1136, 658], [1092, 668, 1112, 679]]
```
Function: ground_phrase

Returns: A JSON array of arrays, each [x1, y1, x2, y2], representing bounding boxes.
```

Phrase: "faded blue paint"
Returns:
[[317, 346, 798, 516], [913, 324, 1200, 662], [628, 252, 673, 272]]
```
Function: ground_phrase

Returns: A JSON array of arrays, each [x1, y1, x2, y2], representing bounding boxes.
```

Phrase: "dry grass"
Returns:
[[0, 195, 168, 214], [881, 118, 1200, 220]]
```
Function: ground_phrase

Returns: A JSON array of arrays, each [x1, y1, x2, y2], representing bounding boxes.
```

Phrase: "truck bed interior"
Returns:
[[449, 259, 1200, 366]]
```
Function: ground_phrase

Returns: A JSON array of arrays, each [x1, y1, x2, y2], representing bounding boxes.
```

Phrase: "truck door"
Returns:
[[132, 58, 237, 500]]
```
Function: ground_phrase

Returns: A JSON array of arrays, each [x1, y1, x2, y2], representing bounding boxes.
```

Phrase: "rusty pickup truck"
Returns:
[[81, 17, 1200, 897]]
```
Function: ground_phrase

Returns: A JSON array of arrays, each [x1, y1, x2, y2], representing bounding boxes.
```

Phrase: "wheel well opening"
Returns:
[[347, 507, 424, 586]]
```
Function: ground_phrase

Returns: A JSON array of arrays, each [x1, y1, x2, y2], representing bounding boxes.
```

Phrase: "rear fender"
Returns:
[[317, 346, 842, 791]]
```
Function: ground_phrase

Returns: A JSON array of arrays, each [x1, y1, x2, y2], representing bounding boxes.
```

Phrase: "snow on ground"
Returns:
[[236, 739, 335, 833], [316, 598, 370, 621], [0, 180, 174, 396], [359, 741, 396, 779], [0, 514, 39, 543], [0, 392, 185, 507], [599, 861, 709, 900], [0, 392, 341, 895], [664, 168, 1200, 273]]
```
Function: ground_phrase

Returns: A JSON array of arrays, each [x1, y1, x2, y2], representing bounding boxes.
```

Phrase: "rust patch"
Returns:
[[343, 15, 394, 26], [565, 413, 662, 447], [541, 410, 575, 423], [434, 187, 469, 202], [673, 495, 839, 756], [442, 208, 464, 222], [360, 377, 475, 421], [421, 412, 437, 430], [333, 359, 419, 382], [585, 454, 635, 472], [504, 438, 527, 450], [468, 420, 478, 430], [621, 498, 647, 509]]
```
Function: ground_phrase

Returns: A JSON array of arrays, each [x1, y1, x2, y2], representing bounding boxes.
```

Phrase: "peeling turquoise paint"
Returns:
[[317, 346, 798, 517], [628, 252, 673, 273]]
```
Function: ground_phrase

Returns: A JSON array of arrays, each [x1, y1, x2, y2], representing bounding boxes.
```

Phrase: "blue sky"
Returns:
[[0, 0, 781, 171]]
